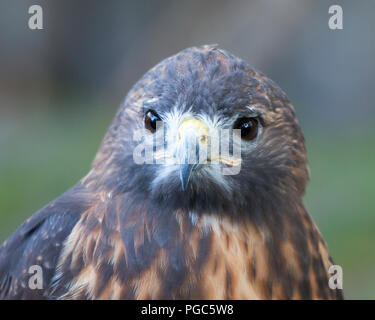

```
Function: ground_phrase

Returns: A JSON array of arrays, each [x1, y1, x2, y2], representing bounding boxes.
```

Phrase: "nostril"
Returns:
[[199, 135, 208, 144]]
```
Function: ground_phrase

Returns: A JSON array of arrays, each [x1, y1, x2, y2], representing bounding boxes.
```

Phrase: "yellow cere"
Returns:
[[177, 118, 209, 146]]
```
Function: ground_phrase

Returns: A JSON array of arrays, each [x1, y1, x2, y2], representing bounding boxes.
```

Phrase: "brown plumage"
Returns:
[[0, 45, 343, 299]]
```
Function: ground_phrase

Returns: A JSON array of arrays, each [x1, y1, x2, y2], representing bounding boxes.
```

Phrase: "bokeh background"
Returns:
[[0, 0, 374, 299]]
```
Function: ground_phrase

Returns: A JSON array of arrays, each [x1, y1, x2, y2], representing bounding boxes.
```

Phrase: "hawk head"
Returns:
[[92, 45, 309, 217]]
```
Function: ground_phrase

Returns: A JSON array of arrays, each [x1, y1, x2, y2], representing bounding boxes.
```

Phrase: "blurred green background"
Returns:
[[0, 0, 374, 299]]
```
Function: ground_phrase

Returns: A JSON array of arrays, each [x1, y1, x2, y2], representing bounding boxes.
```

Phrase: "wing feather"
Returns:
[[0, 186, 89, 299]]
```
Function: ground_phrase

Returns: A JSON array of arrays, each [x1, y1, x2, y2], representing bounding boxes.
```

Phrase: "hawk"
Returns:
[[0, 45, 342, 300]]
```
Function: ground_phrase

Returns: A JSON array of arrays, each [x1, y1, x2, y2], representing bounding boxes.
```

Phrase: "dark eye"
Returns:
[[233, 117, 259, 140], [145, 110, 161, 133]]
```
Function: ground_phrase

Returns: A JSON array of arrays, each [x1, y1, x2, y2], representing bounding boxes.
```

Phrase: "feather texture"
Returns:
[[0, 45, 343, 299]]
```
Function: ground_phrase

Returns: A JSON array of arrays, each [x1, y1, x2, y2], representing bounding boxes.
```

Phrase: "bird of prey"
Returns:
[[0, 45, 342, 300]]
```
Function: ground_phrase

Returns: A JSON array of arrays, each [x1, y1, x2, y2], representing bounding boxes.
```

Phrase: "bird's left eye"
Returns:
[[233, 117, 259, 140], [145, 110, 161, 133]]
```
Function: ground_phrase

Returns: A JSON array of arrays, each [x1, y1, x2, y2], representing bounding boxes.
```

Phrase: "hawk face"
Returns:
[[95, 46, 309, 216]]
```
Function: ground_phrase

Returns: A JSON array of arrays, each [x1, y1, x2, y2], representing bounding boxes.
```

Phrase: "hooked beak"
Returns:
[[180, 163, 196, 191], [176, 118, 209, 191]]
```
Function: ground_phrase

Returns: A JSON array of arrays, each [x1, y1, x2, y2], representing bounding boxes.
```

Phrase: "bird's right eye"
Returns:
[[145, 110, 161, 133]]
